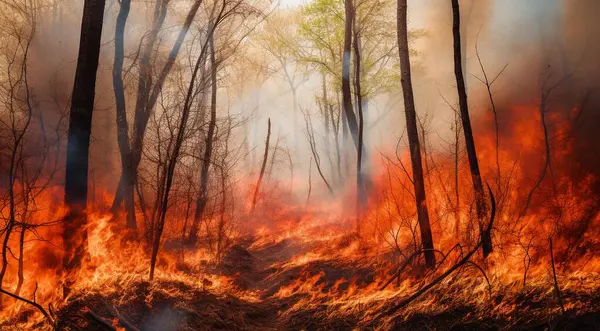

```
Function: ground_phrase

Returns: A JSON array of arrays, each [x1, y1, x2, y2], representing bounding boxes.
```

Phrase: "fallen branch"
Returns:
[[376, 240, 483, 321], [109, 304, 141, 331], [0, 285, 55, 326], [83, 309, 116, 331]]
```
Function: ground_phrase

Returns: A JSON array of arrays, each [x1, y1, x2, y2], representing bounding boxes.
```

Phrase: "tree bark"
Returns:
[[321, 73, 335, 186], [397, 0, 435, 268], [451, 0, 492, 257], [112, 0, 136, 229], [342, 0, 359, 148], [353, 15, 366, 216], [63, 0, 106, 295]]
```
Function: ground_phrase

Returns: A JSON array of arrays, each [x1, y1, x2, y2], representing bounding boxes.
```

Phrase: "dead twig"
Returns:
[[250, 118, 271, 213], [549, 237, 565, 314], [368, 184, 496, 324], [380, 246, 458, 291], [464, 260, 492, 299]]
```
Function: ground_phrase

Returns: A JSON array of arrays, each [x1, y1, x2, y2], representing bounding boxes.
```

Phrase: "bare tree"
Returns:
[[148, 0, 236, 279], [451, 0, 492, 257], [0, 11, 36, 300], [149, 36, 208, 281], [111, 0, 206, 222], [111, 0, 168, 217], [112, 0, 135, 229], [303, 109, 334, 196], [190, 24, 218, 244], [397, 0, 435, 268]]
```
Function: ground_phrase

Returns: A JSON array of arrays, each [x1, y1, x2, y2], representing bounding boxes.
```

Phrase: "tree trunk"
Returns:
[[342, 0, 359, 148], [15, 227, 25, 296], [112, 0, 136, 229], [451, 0, 492, 257], [321, 73, 336, 186], [111, 0, 168, 213], [250, 118, 272, 213], [63, 0, 106, 295], [189, 25, 217, 244], [453, 110, 461, 237], [397, 0, 435, 268], [353, 15, 366, 216], [331, 104, 343, 184]]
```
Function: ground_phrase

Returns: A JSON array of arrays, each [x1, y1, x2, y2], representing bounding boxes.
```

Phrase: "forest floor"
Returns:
[[42, 230, 600, 331]]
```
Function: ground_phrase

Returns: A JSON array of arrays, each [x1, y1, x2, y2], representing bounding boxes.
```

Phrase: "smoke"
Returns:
[[18, 0, 217, 197], [9, 0, 600, 206], [399, 0, 600, 192], [235, 0, 600, 205]]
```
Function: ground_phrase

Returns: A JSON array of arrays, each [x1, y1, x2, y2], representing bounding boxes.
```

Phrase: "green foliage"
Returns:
[[251, 0, 428, 105], [296, 0, 425, 98]]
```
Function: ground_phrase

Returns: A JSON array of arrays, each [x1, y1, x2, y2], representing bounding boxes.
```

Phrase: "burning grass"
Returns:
[[12, 231, 599, 331]]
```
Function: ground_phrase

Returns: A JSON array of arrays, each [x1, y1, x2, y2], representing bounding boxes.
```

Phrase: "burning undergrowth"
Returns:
[[3, 99, 600, 329], [26, 228, 600, 331]]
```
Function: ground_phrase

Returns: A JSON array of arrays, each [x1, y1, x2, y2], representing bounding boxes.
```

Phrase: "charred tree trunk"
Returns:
[[453, 110, 461, 237], [397, 0, 435, 268], [353, 17, 366, 216], [63, 0, 106, 295], [342, 0, 359, 147], [189, 26, 217, 245], [112, 0, 136, 229], [451, 0, 492, 257]]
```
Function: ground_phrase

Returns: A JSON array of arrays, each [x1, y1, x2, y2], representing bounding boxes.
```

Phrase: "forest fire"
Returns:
[[1, 0, 600, 330]]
